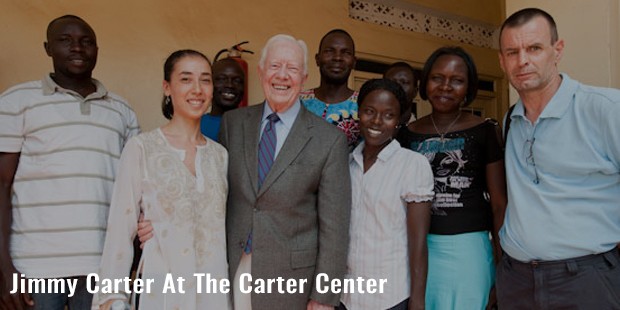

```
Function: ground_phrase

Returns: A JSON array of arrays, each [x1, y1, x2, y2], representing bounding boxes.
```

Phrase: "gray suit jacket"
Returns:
[[219, 102, 351, 309]]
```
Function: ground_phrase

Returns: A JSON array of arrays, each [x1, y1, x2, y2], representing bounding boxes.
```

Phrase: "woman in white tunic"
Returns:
[[93, 50, 231, 310]]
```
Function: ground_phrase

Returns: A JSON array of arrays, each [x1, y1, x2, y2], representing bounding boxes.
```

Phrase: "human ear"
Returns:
[[553, 39, 565, 64], [498, 52, 506, 73], [44, 42, 52, 57], [162, 80, 171, 97]]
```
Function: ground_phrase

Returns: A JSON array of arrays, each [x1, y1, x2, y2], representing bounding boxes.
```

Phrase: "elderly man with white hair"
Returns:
[[219, 34, 352, 310]]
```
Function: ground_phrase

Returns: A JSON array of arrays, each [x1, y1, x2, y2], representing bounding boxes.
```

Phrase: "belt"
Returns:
[[504, 248, 619, 270]]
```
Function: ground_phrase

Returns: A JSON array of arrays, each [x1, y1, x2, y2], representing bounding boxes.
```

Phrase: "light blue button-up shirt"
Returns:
[[260, 99, 301, 159], [500, 74, 620, 261]]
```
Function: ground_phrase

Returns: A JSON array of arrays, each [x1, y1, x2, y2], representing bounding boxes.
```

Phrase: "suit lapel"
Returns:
[[257, 107, 314, 197], [243, 104, 264, 196]]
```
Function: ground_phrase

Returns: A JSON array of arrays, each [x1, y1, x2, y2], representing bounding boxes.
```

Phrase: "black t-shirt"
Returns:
[[397, 120, 503, 235]]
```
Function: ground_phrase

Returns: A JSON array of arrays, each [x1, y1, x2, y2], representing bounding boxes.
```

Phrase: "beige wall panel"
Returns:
[[403, 0, 503, 25], [612, 0, 620, 88], [1, 0, 504, 130]]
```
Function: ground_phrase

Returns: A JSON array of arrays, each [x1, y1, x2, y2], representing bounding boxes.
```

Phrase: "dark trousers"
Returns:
[[338, 298, 409, 310], [496, 248, 620, 309]]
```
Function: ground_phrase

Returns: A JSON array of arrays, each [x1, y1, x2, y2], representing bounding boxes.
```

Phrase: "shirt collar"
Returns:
[[511, 73, 577, 121], [42, 73, 108, 99], [351, 139, 401, 167], [262, 99, 301, 130]]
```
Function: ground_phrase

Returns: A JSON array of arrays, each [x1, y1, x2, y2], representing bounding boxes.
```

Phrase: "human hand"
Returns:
[[306, 299, 334, 310], [486, 286, 498, 310], [99, 298, 125, 310], [137, 213, 153, 249], [408, 297, 425, 310], [0, 266, 33, 310]]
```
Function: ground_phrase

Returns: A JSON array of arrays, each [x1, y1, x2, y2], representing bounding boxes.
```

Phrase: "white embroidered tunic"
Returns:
[[93, 129, 231, 309]]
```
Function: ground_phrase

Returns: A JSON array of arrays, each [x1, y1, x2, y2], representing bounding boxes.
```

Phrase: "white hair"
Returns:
[[258, 34, 308, 75]]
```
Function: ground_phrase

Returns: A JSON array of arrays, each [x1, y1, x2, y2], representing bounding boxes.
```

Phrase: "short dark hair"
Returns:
[[419, 46, 478, 107], [318, 29, 355, 53], [500, 8, 558, 45], [46, 15, 91, 40], [161, 49, 212, 120], [358, 78, 408, 117], [384, 62, 418, 81], [214, 57, 242, 70]]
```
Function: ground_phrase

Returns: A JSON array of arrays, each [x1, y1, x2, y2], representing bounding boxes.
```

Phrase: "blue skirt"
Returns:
[[426, 231, 495, 310]]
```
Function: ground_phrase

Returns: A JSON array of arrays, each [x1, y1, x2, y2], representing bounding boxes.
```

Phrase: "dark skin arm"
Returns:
[[0, 152, 33, 310], [407, 201, 431, 310], [487, 120, 508, 262], [485, 159, 507, 310], [486, 159, 507, 263]]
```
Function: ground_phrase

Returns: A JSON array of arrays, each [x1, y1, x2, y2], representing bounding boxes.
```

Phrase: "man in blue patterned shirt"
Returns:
[[301, 29, 360, 148]]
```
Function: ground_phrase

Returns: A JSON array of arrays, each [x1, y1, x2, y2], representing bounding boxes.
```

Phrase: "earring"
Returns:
[[166, 96, 172, 106]]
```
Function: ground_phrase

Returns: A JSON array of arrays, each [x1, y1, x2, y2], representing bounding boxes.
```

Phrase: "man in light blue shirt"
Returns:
[[258, 96, 300, 158], [497, 8, 620, 309]]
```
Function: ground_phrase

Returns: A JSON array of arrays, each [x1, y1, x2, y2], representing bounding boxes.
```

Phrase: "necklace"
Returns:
[[430, 112, 461, 142]]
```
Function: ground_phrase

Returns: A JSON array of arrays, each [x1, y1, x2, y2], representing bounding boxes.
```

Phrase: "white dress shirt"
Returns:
[[342, 140, 434, 309]]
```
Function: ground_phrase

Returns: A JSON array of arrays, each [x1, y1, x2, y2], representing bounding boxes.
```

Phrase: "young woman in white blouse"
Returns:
[[340, 79, 434, 310], [93, 50, 231, 310]]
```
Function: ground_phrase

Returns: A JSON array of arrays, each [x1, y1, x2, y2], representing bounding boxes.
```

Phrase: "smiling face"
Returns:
[[499, 16, 564, 95], [45, 17, 98, 81], [359, 89, 400, 151], [212, 59, 245, 111], [316, 32, 356, 85], [426, 54, 469, 114], [259, 39, 307, 112], [163, 55, 213, 121]]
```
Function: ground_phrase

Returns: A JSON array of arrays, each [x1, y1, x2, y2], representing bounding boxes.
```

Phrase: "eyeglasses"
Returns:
[[523, 138, 540, 184]]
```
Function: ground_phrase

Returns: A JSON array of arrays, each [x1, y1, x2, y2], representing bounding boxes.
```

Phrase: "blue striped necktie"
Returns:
[[257, 113, 280, 188], [245, 112, 279, 254]]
